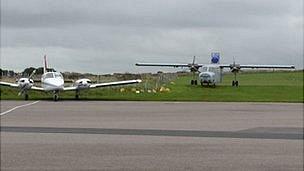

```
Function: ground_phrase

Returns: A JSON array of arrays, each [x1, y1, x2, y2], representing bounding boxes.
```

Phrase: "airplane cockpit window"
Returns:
[[209, 67, 217, 73], [201, 66, 208, 72], [55, 73, 63, 78], [45, 73, 54, 79]]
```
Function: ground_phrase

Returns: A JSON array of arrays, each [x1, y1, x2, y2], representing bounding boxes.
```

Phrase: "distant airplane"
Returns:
[[135, 53, 295, 87], [0, 55, 142, 101]]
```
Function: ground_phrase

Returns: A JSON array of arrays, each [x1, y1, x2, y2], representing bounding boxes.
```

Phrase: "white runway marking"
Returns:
[[0, 101, 40, 116]]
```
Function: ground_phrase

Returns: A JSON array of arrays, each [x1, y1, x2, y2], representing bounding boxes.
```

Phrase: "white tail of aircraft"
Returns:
[[43, 55, 48, 73]]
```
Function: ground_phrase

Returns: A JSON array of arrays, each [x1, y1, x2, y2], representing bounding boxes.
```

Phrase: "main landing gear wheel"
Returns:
[[75, 90, 80, 100], [25, 94, 29, 100], [232, 80, 239, 87], [53, 94, 59, 101], [191, 80, 198, 85]]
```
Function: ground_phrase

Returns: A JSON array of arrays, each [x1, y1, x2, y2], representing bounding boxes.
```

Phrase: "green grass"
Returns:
[[1, 71, 303, 102]]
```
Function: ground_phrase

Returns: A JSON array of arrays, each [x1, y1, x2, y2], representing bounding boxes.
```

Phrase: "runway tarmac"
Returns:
[[1, 101, 303, 170]]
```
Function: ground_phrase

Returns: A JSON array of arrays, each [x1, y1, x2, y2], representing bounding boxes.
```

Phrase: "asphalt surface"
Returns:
[[1, 101, 303, 170]]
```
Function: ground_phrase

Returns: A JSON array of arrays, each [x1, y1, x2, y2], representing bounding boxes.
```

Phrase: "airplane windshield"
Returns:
[[55, 73, 63, 78], [209, 67, 218, 73], [45, 73, 54, 79], [201, 66, 208, 72]]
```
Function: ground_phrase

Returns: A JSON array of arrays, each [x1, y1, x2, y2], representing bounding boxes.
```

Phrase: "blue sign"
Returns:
[[211, 52, 220, 64]]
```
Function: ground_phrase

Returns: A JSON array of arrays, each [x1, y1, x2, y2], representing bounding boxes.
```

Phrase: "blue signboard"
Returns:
[[211, 52, 220, 64]]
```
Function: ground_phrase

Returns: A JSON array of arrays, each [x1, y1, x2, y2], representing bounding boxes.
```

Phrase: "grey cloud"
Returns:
[[2, 0, 300, 29], [0, 0, 303, 73]]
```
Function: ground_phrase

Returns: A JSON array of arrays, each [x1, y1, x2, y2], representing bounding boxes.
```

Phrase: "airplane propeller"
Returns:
[[192, 55, 196, 65], [187, 56, 200, 85], [29, 69, 36, 79], [188, 56, 200, 73], [229, 58, 240, 86], [229, 57, 241, 73], [17, 69, 36, 97]]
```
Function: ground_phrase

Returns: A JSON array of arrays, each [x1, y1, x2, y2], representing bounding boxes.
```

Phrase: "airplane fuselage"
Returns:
[[199, 65, 222, 86], [41, 72, 64, 91]]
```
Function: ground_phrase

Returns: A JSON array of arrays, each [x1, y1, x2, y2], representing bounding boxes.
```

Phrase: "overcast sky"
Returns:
[[1, 0, 303, 74]]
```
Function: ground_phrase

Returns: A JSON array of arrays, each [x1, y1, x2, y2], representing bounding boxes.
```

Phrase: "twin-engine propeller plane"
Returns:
[[0, 55, 142, 101], [136, 53, 295, 87]]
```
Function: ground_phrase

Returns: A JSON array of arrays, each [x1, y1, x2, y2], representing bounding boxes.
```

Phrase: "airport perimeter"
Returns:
[[1, 101, 303, 170]]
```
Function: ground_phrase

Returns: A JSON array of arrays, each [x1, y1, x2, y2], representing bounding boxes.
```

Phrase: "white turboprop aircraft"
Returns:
[[0, 55, 142, 101], [136, 53, 295, 87]]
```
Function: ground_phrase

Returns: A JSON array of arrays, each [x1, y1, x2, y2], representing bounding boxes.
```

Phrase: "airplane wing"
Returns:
[[63, 79, 142, 91], [0, 81, 44, 91], [219, 64, 295, 69], [0, 81, 19, 88], [30, 86, 44, 91], [136, 63, 200, 68]]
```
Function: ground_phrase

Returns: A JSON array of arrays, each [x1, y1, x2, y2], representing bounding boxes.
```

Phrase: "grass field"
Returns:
[[0, 71, 303, 102]]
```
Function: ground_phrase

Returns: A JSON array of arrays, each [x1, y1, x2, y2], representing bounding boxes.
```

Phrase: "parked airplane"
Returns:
[[136, 53, 295, 87], [0, 55, 142, 101]]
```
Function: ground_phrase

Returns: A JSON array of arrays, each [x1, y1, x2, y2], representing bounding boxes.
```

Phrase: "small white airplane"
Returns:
[[0, 55, 142, 101], [136, 53, 295, 87]]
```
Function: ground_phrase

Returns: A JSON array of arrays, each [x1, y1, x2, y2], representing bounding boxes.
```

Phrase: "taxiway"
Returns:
[[1, 101, 303, 170]]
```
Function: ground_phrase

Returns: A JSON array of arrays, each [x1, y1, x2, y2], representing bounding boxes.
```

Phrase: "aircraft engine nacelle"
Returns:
[[17, 78, 34, 90], [188, 64, 200, 72], [75, 78, 92, 89], [230, 63, 241, 73]]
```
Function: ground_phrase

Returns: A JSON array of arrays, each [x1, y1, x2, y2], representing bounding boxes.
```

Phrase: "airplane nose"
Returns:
[[53, 79, 64, 89], [56, 82, 64, 87]]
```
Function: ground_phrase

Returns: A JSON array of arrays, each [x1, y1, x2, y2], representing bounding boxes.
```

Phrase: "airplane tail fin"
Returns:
[[43, 55, 48, 73], [192, 56, 196, 64], [211, 52, 220, 64]]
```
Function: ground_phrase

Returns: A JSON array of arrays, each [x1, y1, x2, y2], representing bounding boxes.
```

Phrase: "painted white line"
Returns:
[[0, 101, 40, 116]]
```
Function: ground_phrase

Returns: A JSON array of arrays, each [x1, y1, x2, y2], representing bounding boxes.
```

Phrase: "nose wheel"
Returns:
[[53, 91, 59, 101], [191, 80, 198, 85]]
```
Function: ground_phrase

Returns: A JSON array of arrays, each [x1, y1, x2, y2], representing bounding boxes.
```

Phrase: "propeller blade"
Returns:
[[192, 56, 196, 65], [18, 89, 25, 96], [29, 69, 36, 79]]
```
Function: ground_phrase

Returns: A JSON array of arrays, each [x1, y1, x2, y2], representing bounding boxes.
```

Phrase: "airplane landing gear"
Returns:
[[232, 71, 239, 87], [53, 91, 59, 101], [191, 80, 198, 85], [75, 90, 80, 100], [190, 71, 198, 85], [53, 94, 59, 101], [25, 94, 29, 100], [200, 81, 216, 88], [232, 80, 239, 87]]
